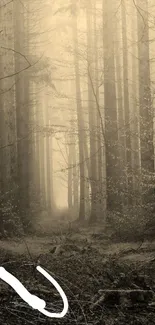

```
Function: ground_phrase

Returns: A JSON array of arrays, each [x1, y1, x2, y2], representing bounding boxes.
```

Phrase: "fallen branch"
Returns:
[[90, 289, 154, 309]]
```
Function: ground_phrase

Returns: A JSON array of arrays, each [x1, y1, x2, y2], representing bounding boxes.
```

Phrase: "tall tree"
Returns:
[[93, 0, 105, 219], [103, 0, 120, 211], [0, 2, 18, 235], [14, 0, 31, 230], [0, 6, 6, 234], [45, 94, 55, 216], [72, 137, 79, 214], [137, 0, 154, 209], [86, 0, 98, 223], [121, 0, 133, 204], [130, 6, 141, 205], [67, 134, 73, 214], [38, 92, 46, 206], [72, 0, 85, 221], [115, 12, 127, 209]]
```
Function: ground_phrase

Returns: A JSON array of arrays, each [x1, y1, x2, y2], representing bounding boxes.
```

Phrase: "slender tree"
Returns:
[[121, 0, 133, 204], [130, 7, 141, 205], [67, 135, 73, 214], [45, 94, 55, 216], [103, 0, 120, 212], [72, 137, 79, 214], [86, 0, 98, 223], [13, 0, 31, 230], [72, 0, 85, 221]]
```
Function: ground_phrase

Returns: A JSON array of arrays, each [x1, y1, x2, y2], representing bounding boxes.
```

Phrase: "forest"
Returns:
[[1, 0, 155, 324]]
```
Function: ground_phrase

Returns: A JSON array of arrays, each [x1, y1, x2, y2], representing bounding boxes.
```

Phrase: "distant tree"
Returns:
[[67, 134, 73, 214], [130, 5, 141, 206], [72, 137, 79, 214], [115, 12, 126, 209], [45, 94, 55, 216]]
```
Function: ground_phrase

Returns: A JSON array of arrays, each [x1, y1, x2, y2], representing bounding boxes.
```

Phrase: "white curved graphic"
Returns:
[[36, 266, 68, 318], [0, 265, 68, 318]]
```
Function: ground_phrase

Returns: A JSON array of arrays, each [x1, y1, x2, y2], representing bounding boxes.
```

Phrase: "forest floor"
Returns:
[[0, 224, 155, 324]]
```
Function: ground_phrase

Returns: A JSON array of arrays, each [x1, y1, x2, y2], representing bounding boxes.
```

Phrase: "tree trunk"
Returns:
[[72, 0, 85, 222], [103, 0, 120, 212], [115, 15, 127, 209], [39, 93, 46, 206], [72, 139, 79, 215], [121, 0, 133, 204], [130, 8, 141, 206], [137, 0, 154, 210], [67, 138, 73, 215], [14, 0, 31, 231], [86, 0, 98, 223], [45, 95, 55, 217]]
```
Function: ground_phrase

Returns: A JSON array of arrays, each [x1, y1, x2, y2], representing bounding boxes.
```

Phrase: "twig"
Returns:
[[0, 0, 13, 9]]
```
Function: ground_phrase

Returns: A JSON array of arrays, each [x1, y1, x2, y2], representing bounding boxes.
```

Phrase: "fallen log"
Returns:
[[91, 289, 154, 309]]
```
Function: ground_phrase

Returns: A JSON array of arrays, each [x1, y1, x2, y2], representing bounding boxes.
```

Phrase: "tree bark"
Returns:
[[86, 0, 98, 223], [121, 0, 133, 204], [14, 0, 31, 231], [137, 0, 154, 210], [72, 0, 85, 222], [103, 0, 120, 212]]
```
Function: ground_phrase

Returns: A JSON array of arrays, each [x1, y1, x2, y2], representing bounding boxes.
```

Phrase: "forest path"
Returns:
[[0, 231, 155, 265]]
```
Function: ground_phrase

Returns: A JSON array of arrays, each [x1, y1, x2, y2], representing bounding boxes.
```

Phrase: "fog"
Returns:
[[0, 0, 155, 233]]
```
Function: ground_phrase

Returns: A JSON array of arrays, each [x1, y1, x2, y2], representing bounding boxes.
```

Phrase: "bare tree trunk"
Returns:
[[86, 0, 98, 223], [14, 0, 31, 231], [115, 16, 126, 209], [72, 139, 79, 215], [45, 96, 55, 217], [0, 6, 10, 195], [137, 0, 154, 210], [42, 92, 48, 211], [39, 94, 46, 206], [35, 88, 41, 199], [67, 137, 73, 215], [72, 0, 85, 222], [121, 0, 133, 204], [94, 2, 103, 219], [103, 0, 120, 212], [0, 7, 6, 233], [130, 9, 141, 206]]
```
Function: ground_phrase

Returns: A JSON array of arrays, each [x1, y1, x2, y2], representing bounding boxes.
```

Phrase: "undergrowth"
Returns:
[[0, 239, 155, 325]]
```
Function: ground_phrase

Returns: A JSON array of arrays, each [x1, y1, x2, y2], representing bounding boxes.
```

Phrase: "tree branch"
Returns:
[[0, 0, 13, 9], [87, 64, 106, 147], [0, 47, 44, 81]]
